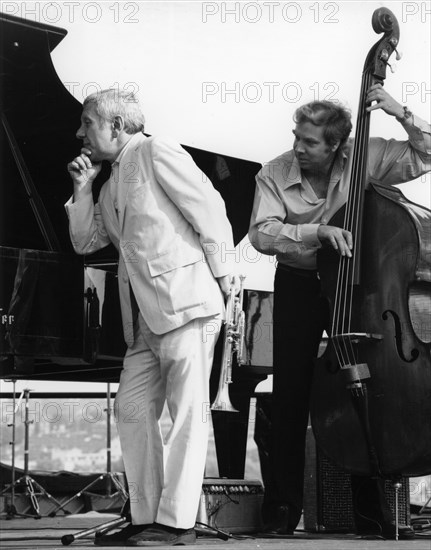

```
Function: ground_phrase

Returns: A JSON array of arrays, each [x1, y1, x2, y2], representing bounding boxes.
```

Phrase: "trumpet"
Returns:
[[211, 275, 246, 413]]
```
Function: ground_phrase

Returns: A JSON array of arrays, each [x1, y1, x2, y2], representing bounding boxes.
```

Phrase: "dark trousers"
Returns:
[[262, 266, 393, 530]]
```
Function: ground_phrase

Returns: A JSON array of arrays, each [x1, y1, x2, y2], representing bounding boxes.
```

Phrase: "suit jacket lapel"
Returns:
[[115, 133, 146, 233]]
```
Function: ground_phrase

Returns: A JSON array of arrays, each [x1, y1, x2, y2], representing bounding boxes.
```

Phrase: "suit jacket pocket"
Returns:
[[146, 243, 217, 317], [147, 244, 204, 277]]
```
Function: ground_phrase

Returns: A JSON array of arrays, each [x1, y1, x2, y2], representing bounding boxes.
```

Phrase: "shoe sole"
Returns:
[[127, 533, 196, 546]]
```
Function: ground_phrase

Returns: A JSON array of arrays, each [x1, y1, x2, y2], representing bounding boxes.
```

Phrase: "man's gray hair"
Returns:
[[294, 101, 352, 147], [83, 89, 145, 134]]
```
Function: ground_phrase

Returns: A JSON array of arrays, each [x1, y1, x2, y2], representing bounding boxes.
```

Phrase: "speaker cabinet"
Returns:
[[197, 478, 263, 533], [304, 427, 410, 532]]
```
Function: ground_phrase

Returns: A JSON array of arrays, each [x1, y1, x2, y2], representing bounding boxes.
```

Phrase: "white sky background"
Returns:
[[0, 1, 430, 393]]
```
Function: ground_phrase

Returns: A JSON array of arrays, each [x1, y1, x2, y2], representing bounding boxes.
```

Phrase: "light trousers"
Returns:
[[114, 312, 221, 529]]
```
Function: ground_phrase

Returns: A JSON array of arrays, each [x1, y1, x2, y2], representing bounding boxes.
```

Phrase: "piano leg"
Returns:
[[211, 369, 267, 479]]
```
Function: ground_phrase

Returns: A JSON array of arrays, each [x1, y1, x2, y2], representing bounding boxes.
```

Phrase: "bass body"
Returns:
[[311, 182, 431, 477]]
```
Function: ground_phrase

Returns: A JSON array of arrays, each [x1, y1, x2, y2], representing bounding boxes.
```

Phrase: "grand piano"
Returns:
[[0, 13, 272, 479]]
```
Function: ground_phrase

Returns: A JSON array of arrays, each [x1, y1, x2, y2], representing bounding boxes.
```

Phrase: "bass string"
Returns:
[[332, 70, 373, 368]]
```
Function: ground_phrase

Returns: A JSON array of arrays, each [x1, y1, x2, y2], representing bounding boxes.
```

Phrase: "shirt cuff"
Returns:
[[298, 223, 322, 248], [403, 114, 431, 152], [64, 194, 93, 213]]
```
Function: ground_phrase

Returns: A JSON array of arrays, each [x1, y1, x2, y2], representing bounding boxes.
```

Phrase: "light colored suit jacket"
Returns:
[[65, 133, 235, 341]]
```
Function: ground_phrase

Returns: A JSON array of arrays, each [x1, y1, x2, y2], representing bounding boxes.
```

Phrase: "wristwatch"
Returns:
[[396, 105, 413, 123]]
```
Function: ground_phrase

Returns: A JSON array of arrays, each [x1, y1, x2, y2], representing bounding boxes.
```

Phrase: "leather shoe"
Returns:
[[94, 523, 152, 546], [127, 523, 196, 546], [357, 523, 415, 540], [263, 505, 295, 536]]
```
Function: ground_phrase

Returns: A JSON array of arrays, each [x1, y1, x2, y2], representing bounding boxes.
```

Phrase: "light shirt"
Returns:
[[109, 132, 143, 220], [248, 116, 431, 270]]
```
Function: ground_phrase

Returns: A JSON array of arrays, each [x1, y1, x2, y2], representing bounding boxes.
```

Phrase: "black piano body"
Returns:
[[0, 13, 127, 381], [0, 13, 271, 478]]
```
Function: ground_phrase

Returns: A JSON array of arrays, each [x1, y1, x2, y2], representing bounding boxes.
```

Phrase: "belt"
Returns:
[[277, 263, 318, 279]]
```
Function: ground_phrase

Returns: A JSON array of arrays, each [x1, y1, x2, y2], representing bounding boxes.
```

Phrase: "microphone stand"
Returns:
[[49, 383, 128, 517], [0, 382, 63, 518]]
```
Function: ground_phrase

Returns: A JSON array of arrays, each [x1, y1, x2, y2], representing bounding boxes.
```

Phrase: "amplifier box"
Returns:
[[197, 478, 263, 533], [303, 428, 410, 532]]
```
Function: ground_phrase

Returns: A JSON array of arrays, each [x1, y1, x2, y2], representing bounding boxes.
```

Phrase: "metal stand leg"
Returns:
[[392, 478, 402, 542], [0, 384, 64, 518], [61, 499, 130, 545], [49, 383, 128, 517], [48, 472, 128, 517], [419, 495, 431, 515], [59, 383, 134, 545], [0, 381, 21, 517]]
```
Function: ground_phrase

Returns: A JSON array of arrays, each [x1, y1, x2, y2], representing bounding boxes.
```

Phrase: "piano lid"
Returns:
[[1, 13, 83, 252], [0, 12, 68, 52], [1, 14, 259, 254]]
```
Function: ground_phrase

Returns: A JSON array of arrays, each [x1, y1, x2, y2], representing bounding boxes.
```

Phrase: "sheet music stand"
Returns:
[[48, 383, 128, 517], [0, 382, 64, 518]]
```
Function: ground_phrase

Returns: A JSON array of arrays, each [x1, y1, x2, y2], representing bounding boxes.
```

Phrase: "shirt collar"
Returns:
[[330, 144, 349, 185], [283, 155, 302, 190], [111, 132, 143, 167]]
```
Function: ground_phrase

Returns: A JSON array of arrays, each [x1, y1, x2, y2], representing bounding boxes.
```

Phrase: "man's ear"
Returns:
[[331, 140, 341, 152], [112, 115, 124, 136]]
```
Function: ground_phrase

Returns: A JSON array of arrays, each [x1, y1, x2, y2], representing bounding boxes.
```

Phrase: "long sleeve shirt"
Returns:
[[248, 116, 431, 270]]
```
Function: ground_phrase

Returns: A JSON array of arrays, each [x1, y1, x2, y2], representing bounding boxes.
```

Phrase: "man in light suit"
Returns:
[[65, 89, 237, 547]]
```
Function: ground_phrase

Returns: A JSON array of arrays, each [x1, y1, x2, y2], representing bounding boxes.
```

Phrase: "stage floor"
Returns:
[[1, 513, 430, 549]]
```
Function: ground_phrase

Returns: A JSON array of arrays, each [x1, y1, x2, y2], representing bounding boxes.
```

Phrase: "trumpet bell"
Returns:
[[210, 382, 239, 413], [211, 400, 239, 413]]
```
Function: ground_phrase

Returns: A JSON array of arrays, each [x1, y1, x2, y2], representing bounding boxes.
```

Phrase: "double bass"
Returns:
[[310, 8, 431, 478]]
